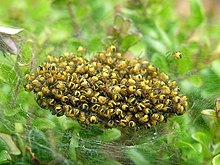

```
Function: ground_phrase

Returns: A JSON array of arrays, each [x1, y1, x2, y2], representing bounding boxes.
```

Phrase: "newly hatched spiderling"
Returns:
[[24, 46, 188, 130], [173, 51, 182, 59]]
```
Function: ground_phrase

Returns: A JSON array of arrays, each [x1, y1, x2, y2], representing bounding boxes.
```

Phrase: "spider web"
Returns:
[[1, 28, 220, 164], [1, 0, 220, 164]]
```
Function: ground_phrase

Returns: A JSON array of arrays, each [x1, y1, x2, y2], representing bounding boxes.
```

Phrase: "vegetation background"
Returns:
[[1, 0, 220, 164]]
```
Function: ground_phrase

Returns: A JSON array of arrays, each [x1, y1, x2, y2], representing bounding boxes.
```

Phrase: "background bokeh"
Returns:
[[1, 0, 220, 164]]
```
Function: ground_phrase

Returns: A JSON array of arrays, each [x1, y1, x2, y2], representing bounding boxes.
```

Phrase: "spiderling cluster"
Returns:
[[24, 46, 188, 130]]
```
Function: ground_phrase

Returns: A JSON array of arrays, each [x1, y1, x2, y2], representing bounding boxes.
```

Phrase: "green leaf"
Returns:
[[194, 143, 203, 153], [189, 0, 205, 27], [114, 14, 131, 33], [125, 148, 150, 165], [120, 33, 143, 52], [212, 143, 220, 155], [0, 84, 11, 102], [123, 19, 132, 33], [0, 133, 21, 155], [15, 123, 24, 134], [0, 63, 17, 85], [192, 132, 208, 145], [0, 150, 11, 164], [191, 132, 211, 157], [4, 106, 21, 117], [212, 154, 220, 165], [0, 139, 9, 152], [100, 128, 121, 142], [114, 14, 124, 30], [174, 141, 197, 152], [28, 129, 54, 162], [69, 132, 79, 161], [32, 118, 56, 130]]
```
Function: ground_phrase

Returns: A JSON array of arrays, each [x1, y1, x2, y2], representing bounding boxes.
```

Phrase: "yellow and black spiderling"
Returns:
[[24, 46, 188, 130], [173, 51, 182, 59]]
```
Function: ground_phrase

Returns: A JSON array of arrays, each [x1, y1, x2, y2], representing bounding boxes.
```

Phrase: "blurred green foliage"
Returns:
[[1, 0, 220, 164]]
